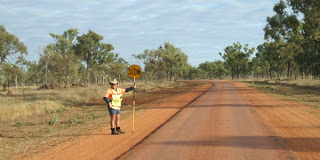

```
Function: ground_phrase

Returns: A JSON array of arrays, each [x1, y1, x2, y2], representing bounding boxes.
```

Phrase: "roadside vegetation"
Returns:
[[0, 81, 173, 121], [0, 81, 176, 160], [242, 79, 320, 110]]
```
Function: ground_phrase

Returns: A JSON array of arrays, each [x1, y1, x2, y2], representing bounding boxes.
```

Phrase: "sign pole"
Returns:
[[127, 64, 142, 134], [133, 77, 136, 133]]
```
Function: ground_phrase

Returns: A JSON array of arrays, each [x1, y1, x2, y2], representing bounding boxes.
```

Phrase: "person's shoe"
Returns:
[[111, 130, 120, 135], [117, 129, 126, 134]]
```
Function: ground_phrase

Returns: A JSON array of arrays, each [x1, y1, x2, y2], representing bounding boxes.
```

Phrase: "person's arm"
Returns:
[[124, 84, 136, 93], [103, 90, 113, 108], [103, 97, 110, 103], [125, 87, 133, 92]]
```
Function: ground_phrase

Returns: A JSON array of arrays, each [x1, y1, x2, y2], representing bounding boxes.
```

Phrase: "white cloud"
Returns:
[[0, 0, 279, 66]]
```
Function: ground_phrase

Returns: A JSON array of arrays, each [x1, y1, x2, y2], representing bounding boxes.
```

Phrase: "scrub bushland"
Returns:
[[0, 81, 174, 121], [0, 80, 176, 160]]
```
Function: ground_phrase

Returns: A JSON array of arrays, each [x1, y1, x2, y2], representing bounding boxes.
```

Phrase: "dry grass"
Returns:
[[0, 81, 175, 121], [0, 80, 176, 160], [240, 79, 320, 110]]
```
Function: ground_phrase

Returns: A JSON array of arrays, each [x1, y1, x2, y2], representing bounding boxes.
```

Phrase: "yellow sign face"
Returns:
[[128, 65, 142, 79]]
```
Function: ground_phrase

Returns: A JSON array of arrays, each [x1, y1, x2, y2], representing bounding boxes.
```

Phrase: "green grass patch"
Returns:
[[15, 120, 24, 129], [48, 114, 58, 125]]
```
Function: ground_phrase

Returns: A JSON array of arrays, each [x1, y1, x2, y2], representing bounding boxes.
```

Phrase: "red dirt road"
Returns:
[[29, 81, 320, 160], [29, 81, 212, 160], [120, 81, 291, 160]]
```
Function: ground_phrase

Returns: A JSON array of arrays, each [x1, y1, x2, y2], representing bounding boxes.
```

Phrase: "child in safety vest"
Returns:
[[103, 79, 136, 135]]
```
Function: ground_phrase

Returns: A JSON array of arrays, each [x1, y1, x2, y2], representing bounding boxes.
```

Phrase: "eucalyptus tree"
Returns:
[[0, 26, 27, 88], [199, 61, 217, 79], [133, 49, 166, 82], [163, 42, 189, 81], [219, 42, 254, 79], [38, 44, 65, 86], [198, 61, 227, 79], [14, 56, 27, 87], [0, 25, 27, 67], [219, 44, 239, 79], [214, 60, 227, 79], [240, 44, 255, 78], [50, 28, 79, 87], [264, 0, 320, 78], [185, 66, 202, 80], [256, 42, 282, 79], [25, 61, 41, 86], [251, 51, 269, 78], [75, 30, 116, 87], [39, 44, 54, 85], [106, 57, 129, 83], [1, 63, 14, 89], [133, 43, 188, 81]]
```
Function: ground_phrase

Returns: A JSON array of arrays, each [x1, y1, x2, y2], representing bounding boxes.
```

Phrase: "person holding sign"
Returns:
[[103, 79, 136, 135]]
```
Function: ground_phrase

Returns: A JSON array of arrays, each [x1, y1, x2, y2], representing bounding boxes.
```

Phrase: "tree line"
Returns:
[[0, 27, 127, 89], [129, 0, 320, 81], [0, 24, 228, 89], [254, 0, 320, 79], [1, 0, 319, 89]]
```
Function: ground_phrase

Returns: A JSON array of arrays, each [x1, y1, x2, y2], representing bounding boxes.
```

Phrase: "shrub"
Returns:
[[15, 120, 24, 129], [56, 108, 67, 114], [89, 113, 98, 120], [48, 114, 58, 125], [76, 113, 83, 119], [45, 108, 54, 114]]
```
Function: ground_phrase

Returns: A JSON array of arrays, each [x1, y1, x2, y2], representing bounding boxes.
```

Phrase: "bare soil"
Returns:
[[233, 81, 320, 160], [12, 80, 320, 160], [14, 81, 212, 160]]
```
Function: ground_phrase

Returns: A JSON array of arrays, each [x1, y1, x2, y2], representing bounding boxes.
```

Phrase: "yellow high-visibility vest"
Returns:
[[104, 88, 125, 109]]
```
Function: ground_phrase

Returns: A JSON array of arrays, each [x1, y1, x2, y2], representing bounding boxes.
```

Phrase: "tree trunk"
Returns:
[[287, 59, 291, 79], [59, 76, 62, 87], [231, 67, 234, 79], [243, 64, 246, 79], [65, 63, 69, 88], [45, 61, 48, 84], [265, 68, 268, 79], [103, 75, 108, 85], [145, 73, 148, 85], [7, 74, 10, 90], [85, 65, 89, 87], [269, 64, 273, 79], [15, 74, 18, 88], [237, 67, 240, 79], [102, 74, 104, 85]]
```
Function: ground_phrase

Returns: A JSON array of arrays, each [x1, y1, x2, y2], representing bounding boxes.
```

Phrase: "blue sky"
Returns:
[[1, 0, 279, 67]]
